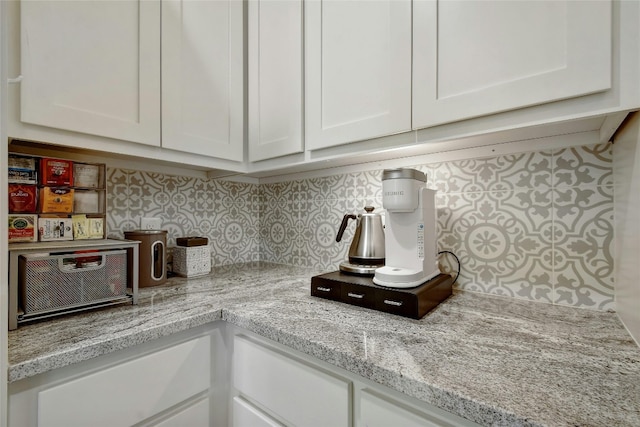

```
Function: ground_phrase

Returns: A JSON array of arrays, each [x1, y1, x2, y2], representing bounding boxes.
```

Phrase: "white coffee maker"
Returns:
[[373, 168, 439, 288]]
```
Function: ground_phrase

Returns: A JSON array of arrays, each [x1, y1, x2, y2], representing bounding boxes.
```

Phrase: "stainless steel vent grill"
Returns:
[[19, 250, 128, 315]]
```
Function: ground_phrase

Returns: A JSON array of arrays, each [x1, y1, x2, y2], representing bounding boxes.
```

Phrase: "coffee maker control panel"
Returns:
[[417, 222, 425, 258]]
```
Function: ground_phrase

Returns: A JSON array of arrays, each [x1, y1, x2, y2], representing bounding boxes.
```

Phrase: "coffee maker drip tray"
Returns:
[[311, 271, 453, 320]]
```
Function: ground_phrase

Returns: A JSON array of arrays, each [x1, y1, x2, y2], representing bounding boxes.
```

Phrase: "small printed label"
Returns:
[[417, 222, 424, 258]]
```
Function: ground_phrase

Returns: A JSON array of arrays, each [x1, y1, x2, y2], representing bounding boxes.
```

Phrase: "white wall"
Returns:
[[1, 0, 9, 424], [613, 111, 640, 345]]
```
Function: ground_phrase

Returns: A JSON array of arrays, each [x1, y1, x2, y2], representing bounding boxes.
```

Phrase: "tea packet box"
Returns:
[[8, 154, 37, 184], [9, 214, 38, 243]]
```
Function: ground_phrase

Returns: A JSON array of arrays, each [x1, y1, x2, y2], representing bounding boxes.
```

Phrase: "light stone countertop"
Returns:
[[8, 262, 640, 427]]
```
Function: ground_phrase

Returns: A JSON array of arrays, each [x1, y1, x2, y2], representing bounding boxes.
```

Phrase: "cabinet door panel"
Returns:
[[359, 389, 478, 427], [305, 0, 411, 150], [233, 396, 283, 427], [413, 0, 612, 129], [232, 335, 350, 427], [248, 0, 303, 162], [153, 397, 210, 427], [162, 0, 243, 161], [37, 336, 210, 427], [20, 0, 160, 145]]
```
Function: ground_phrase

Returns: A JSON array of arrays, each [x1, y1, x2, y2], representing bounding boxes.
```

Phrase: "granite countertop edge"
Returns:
[[8, 310, 224, 383]]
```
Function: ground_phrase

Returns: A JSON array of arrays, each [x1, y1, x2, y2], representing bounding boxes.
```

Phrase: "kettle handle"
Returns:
[[336, 214, 357, 242]]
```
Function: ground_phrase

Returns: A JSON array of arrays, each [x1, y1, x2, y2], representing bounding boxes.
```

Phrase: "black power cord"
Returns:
[[438, 250, 460, 285]]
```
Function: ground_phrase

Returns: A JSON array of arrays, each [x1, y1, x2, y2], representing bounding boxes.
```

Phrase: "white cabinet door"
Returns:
[[37, 336, 210, 427], [232, 335, 351, 427], [358, 389, 479, 427], [162, 0, 244, 161], [152, 397, 210, 427], [233, 396, 283, 427], [305, 0, 412, 150], [248, 0, 303, 162], [413, 0, 612, 129], [20, 0, 161, 146]]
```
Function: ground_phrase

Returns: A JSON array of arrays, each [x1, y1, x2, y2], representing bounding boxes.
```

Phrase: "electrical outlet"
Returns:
[[141, 217, 162, 230]]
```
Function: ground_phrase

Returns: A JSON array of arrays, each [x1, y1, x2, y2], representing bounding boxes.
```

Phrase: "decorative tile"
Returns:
[[428, 151, 552, 194], [351, 170, 383, 200], [552, 185, 614, 310], [498, 151, 553, 191], [260, 198, 303, 265], [300, 199, 353, 270], [107, 168, 260, 266], [437, 190, 553, 302], [125, 170, 149, 213], [552, 143, 613, 188], [211, 205, 260, 266], [306, 174, 352, 202], [426, 161, 477, 194], [289, 179, 310, 203], [106, 168, 134, 239], [262, 181, 299, 211]]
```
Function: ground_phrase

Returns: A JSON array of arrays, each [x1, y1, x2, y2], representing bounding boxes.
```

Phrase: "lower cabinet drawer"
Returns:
[[37, 335, 211, 427], [232, 335, 351, 427]]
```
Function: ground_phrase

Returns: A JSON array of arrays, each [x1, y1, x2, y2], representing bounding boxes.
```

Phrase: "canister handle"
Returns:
[[151, 240, 165, 281]]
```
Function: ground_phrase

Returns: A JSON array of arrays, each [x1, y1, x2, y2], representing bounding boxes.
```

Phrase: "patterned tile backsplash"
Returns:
[[107, 143, 614, 311], [107, 171, 261, 266]]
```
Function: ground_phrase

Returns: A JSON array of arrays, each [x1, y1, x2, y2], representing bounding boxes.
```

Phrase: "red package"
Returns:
[[8, 184, 38, 213], [40, 158, 73, 186]]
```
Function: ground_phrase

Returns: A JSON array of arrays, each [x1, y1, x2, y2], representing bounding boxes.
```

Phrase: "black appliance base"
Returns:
[[310, 271, 452, 320]]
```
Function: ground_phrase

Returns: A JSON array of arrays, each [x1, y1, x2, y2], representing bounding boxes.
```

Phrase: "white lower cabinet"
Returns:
[[8, 328, 217, 427], [38, 336, 210, 427], [357, 388, 477, 427], [231, 335, 351, 426], [153, 397, 211, 427], [230, 331, 481, 427], [232, 396, 283, 427]]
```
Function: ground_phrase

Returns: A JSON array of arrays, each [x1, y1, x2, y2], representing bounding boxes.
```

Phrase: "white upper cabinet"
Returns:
[[19, 0, 243, 163], [20, 0, 161, 146], [305, 0, 412, 150], [248, 0, 303, 162], [413, 0, 613, 129], [162, 0, 244, 161]]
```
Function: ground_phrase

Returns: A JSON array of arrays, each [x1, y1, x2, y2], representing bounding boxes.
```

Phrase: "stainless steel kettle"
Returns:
[[336, 206, 385, 275]]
